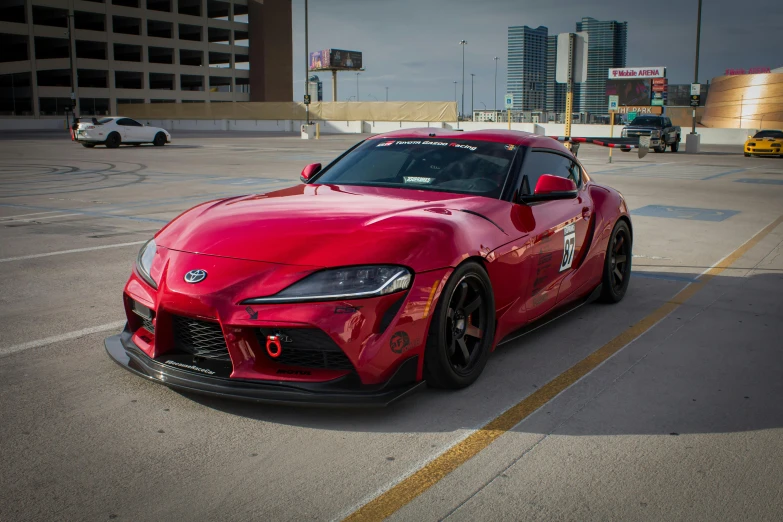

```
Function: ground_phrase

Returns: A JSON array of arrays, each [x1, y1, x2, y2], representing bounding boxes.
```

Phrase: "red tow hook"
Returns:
[[266, 335, 282, 358]]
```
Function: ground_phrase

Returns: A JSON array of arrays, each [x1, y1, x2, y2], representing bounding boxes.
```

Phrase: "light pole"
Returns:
[[355, 72, 360, 101], [385, 86, 389, 101], [691, 0, 702, 135], [368, 94, 378, 101], [494, 57, 498, 112], [470, 73, 475, 120], [66, 13, 77, 122], [304, 0, 309, 123], [459, 40, 467, 119], [453, 81, 457, 103]]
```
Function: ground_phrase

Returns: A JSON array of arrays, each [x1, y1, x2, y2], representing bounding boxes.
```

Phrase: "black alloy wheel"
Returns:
[[600, 220, 632, 303], [105, 132, 121, 149], [425, 262, 495, 389], [153, 132, 166, 146], [671, 136, 679, 152]]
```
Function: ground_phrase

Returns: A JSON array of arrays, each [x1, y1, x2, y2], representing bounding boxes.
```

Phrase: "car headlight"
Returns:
[[136, 239, 158, 289], [621, 129, 627, 137], [747, 142, 756, 147], [242, 265, 412, 304], [650, 130, 661, 138]]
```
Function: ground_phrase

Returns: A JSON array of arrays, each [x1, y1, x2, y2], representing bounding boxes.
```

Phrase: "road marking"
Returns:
[[0, 320, 126, 358], [342, 215, 783, 522], [701, 166, 759, 181], [6, 213, 80, 223], [0, 210, 63, 220], [0, 241, 146, 263]]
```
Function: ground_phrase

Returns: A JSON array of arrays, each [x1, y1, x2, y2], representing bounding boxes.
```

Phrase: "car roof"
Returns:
[[369, 127, 570, 154]]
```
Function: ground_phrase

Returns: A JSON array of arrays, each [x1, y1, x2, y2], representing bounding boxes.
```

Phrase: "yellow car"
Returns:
[[745, 129, 783, 157]]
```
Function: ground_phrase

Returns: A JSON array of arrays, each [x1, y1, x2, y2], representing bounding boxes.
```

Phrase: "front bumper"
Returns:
[[745, 145, 781, 155], [106, 326, 425, 407]]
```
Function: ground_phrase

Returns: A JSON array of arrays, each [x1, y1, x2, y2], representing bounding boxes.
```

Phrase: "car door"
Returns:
[[114, 118, 136, 142], [124, 118, 149, 142], [516, 149, 591, 321]]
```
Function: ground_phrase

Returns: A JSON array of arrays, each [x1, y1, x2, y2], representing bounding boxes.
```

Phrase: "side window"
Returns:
[[116, 118, 141, 126], [519, 151, 578, 195]]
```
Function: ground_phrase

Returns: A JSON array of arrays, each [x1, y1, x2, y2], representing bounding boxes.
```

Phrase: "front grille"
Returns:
[[173, 316, 230, 361], [130, 300, 155, 334], [256, 328, 354, 371]]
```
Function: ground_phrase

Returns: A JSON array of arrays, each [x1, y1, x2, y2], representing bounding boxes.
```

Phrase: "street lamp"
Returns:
[[385, 86, 389, 101], [459, 40, 467, 119], [470, 73, 475, 120], [355, 72, 360, 101], [494, 57, 498, 113], [691, 0, 702, 135], [304, 0, 309, 123], [368, 94, 378, 101]]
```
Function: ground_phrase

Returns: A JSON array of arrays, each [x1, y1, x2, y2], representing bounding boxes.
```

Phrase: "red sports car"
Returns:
[[105, 129, 632, 406]]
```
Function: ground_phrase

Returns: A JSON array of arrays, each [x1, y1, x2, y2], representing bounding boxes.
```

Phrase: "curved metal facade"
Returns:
[[702, 73, 783, 129]]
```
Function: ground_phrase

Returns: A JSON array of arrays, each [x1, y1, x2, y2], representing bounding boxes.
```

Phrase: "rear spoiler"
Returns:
[[76, 117, 101, 125]]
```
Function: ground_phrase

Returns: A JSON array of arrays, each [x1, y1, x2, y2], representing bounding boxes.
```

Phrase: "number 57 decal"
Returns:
[[560, 223, 576, 272]]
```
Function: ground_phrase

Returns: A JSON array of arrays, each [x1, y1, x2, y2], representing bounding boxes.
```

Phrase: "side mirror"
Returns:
[[520, 174, 577, 203], [300, 163, 321, 183]]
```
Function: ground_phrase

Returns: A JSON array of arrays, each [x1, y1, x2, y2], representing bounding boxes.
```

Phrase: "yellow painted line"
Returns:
[[344, 215, 783, 522], [422, 281, 440, 318]]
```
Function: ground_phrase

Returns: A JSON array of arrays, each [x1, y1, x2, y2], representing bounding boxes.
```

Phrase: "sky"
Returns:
[[290, 0, 783, 110]]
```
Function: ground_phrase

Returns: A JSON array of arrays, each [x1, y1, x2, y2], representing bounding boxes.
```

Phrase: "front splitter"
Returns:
[[105, 327, 424, 407]]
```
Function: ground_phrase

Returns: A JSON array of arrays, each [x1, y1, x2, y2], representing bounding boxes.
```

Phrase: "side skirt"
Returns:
[[497, 284, 602, 347]]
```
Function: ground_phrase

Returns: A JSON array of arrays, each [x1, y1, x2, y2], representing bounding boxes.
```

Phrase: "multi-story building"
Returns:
[[0, 0, 292, 118], [575, 17, 627, 114], [506, 25, 548, 112]]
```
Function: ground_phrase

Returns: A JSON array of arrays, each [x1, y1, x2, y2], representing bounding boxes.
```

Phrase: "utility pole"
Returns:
[[385, 86, 389, 101], [304, 0, 309, 124], [470, 73, 475, 120], [453, 81, 457, 102], [459, 40, 467, 119], [355, 72, 360, 101], [691, 0, 702, 135], [494, 57, 498, 113]]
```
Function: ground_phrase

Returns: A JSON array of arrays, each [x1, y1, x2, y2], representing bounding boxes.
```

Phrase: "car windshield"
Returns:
[[315, 139, 519, 198], [630, 117, 662, 126], [753, 130, 783, 139], [97, 117, 114, 124]]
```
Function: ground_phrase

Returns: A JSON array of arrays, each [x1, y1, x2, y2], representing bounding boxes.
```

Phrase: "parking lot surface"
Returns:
[[1, 131, 782, 521]]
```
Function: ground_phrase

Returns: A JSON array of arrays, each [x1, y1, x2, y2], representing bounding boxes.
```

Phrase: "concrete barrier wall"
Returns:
[[0, 117, 760, 145]]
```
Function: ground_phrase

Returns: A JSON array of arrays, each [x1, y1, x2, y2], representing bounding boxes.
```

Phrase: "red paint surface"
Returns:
[[122, 129, 630, 387]]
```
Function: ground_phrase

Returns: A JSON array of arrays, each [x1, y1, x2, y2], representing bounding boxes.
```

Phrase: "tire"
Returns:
[[744, 153, 751, 157], [81, 143, 95, 148], [425, 261, 495, 389], [599, 220, 632, 303], [105, 132, 121, 149], [654, 140, 666, 153], [153, 132, 166, 146], [622, 149, 631, 152], [670, 136, 680, 152]]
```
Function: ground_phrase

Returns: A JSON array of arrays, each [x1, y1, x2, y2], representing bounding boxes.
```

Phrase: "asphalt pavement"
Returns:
[[0, 131, 781, 521]]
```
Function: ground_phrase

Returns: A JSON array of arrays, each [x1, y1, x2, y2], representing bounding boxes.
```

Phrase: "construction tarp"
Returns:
[[117, 101, 458, 122]]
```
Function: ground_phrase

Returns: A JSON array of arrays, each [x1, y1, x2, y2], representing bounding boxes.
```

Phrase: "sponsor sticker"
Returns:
[[390, 331, 411, 354], [404, 176, 435, 184], [448, 143, 478, 151], [560, 223, 576, 272], [377, 140, 395, 147], [505, 144, 516, 151]]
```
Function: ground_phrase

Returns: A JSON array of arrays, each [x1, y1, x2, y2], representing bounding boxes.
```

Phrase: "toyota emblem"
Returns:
[[184, 269, 207, 283]]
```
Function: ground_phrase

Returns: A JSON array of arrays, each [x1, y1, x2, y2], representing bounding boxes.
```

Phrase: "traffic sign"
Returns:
[[303, 94, 311, 105], [627, 111, 637, 122], [608, 95, 619, 111], [504, 93, 514, 109], [690, 83, 701, 95], [690, 94, 701, 107]]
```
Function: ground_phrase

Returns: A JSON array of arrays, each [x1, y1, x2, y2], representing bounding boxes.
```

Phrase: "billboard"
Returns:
[[309, 49, 363, 71], [606, 79, 652, 106], [608, 67, 666, 79]]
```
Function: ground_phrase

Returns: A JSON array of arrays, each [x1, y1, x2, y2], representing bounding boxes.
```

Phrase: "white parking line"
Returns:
[[0, 211, 64, 221], [0, 320, 126, 358], [0, 240, 146, 263], [8, 213, 81, 223]]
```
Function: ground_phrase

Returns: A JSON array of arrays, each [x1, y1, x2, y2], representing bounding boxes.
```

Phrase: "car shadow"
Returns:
[[176, 270, 783, 438]]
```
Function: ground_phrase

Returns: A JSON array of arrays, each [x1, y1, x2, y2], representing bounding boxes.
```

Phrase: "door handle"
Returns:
[[581, 207, 591, 220]]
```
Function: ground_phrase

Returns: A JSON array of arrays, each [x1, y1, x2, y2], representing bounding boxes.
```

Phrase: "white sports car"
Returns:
[[75, 117, 171, 148]]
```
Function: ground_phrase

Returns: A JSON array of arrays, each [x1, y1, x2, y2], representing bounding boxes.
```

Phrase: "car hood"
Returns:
[[155, 184, 513, 272]]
